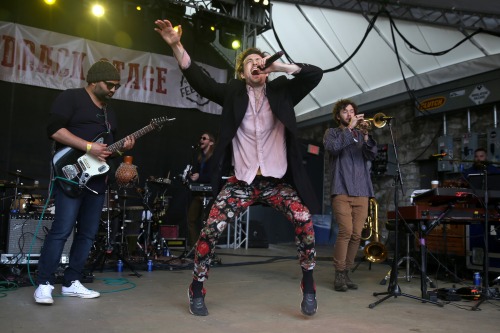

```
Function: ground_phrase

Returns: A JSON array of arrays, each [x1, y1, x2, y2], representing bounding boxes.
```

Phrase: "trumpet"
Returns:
[[355, 112, 389, 131]]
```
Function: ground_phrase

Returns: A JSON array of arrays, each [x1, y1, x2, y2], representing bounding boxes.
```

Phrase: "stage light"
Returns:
[[219, 29, 242, 50], [218, 18, 243, 50], [193, 11, 216, 44], [91, 4, 105, 17], [250, 0, 270, 8], [44, 0, 56, 5]]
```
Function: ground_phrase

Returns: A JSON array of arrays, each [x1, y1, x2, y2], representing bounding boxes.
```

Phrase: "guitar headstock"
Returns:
[[151, 116, 176, 130]]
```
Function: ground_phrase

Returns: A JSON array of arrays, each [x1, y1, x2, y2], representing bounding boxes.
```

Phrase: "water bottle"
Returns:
[[473, 272, 481, 287], [117, 259, 123, 272], [163, 245, 170, 257], [147, 259, 153, 272]]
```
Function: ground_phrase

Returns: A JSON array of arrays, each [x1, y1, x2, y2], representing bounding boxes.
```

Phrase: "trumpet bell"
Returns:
[[371, 113, 387, 128], [356, 112, 388, 130], [364, 241, 388, 263]]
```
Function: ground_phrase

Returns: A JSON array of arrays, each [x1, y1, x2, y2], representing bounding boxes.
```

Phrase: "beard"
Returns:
[[339, 117, 350, 127]]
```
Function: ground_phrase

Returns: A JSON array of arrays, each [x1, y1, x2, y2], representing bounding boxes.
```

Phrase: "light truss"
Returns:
[[148, 0, 271, 30], [276, 0, 500, 32]]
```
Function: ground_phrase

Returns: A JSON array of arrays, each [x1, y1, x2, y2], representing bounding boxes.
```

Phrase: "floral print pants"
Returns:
[[192, 176, 316, 282]]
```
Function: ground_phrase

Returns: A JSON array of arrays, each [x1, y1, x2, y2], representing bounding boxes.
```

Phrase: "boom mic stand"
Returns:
[[369, 119, 443, 309], [471, 166, 493, 311]]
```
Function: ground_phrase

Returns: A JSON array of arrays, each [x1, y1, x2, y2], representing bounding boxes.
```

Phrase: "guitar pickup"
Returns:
[[98, 165, 107, 173], [79, 158, 91, 171]]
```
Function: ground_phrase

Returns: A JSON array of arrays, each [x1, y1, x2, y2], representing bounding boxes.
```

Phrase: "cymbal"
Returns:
[[8, 170, 34, 180]]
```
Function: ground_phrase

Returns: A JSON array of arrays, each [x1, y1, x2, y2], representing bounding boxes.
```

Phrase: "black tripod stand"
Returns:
[[90, 187, 141, 277], [369, 119, 442, 309]]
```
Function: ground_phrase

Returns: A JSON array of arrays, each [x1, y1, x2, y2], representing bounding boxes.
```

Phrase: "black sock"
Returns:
[[191, 280, 204, 298], [302, 269, 315, 293]]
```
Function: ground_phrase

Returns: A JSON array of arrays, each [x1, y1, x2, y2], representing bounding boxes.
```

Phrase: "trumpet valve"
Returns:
[[356, 120, 371, 131]]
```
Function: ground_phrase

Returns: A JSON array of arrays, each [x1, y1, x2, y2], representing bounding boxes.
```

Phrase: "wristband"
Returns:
[[86, 142, 92, 153]]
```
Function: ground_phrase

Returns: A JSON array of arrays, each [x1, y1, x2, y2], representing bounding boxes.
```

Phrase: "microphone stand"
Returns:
[[369, 118, 443, 308], [90, 185, 141, 277], [471, 167, 493, 311]]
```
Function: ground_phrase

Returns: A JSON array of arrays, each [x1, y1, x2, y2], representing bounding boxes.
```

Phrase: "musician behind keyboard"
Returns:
[[463, 147, 500, 178], [186, 132, 216, 248]]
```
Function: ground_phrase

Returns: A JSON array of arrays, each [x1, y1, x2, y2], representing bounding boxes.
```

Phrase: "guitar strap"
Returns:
[[102, 104, 111, 134]]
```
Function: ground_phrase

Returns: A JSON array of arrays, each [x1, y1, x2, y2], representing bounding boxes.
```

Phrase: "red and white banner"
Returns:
[[0, 21, 225, 114]]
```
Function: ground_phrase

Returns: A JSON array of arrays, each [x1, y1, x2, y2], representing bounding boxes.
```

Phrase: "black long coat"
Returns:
[[181, 62, 323, 214]]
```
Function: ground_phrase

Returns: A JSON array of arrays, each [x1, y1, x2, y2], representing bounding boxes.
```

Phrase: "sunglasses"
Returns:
[[103, 81, 121, 90], [200, 136, 210, 141]]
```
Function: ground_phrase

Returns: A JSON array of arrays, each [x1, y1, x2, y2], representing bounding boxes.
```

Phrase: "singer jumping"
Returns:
[[323, 98, 378, 292], [154, 19, 323, 317], [34, 61, 135, 305]]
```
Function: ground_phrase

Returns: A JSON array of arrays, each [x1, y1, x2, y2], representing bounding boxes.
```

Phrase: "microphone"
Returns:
[[251, 51, 284, 75], [191, 143, 200, 149]]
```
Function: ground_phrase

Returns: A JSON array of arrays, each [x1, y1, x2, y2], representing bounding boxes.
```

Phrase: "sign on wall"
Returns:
[[0, 21, 225, 115], [414, 70, 500, 116]]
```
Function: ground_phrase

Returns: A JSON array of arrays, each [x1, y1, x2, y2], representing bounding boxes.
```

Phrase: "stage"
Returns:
[[0, 244, 498, 333]]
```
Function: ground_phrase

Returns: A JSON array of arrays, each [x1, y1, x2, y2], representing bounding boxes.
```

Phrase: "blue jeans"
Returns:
[[36, 185, 104, 285]]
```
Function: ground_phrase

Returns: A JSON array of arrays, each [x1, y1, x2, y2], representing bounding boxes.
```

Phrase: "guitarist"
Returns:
[[34, 61, 135, 305]]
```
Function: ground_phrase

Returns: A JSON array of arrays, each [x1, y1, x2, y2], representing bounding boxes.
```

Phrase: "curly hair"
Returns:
[[235, 48, 268, 80], [332, 98, 358, 124]]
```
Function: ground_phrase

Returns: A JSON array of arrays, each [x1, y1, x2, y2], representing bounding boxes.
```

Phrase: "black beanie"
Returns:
[[86, 60, 120, 83]]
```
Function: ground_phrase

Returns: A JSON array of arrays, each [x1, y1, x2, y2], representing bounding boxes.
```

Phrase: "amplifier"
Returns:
[[6, 213, 73, 263], [466, 224, 500, 273]]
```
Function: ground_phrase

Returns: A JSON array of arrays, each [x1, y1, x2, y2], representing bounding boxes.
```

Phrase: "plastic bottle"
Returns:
[[163, 245, 170, 257], [117, 259, 123, 272], [147, 259, 153, 272]]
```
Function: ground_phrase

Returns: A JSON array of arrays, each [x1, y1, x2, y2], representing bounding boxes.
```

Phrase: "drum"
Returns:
[[102, 190, 120, 219], [152, 196, 170, 225], [11, 194, 43, 213]]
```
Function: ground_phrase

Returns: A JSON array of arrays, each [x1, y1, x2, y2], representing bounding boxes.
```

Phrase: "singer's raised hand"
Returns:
[[154, 19, 182, 46]]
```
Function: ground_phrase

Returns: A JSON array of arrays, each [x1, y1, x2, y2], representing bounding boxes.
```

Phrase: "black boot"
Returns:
[[343, 270, 358, 290], [334, 270, 348, 292]]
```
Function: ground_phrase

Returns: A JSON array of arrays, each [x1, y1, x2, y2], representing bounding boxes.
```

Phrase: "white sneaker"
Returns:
[[61, 280, 100, 299], [34, 282, 54, 304]]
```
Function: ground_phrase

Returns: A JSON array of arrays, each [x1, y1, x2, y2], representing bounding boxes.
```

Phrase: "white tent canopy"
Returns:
[[255, 1, 500, 123]]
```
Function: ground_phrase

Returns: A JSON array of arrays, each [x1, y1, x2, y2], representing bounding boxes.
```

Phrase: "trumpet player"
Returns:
[[323, 99, 378, 292]]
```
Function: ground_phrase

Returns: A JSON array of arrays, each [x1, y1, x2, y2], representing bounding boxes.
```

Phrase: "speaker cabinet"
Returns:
[[5, 213, 73, 264]]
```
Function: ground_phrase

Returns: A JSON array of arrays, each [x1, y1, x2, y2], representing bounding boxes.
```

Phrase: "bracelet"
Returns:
[[86, 142, 92, 153]]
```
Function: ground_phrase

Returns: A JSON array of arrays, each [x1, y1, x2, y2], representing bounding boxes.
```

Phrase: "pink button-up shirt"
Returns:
[[232, 86, 287, 184], [179, 52, 287, 185]]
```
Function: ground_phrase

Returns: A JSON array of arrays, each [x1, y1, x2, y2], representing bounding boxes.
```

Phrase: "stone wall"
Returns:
[[298, 101, 497, 239]]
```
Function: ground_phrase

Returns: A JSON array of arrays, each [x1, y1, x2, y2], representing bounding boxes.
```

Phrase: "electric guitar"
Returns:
[[52, 116, 175, 197]]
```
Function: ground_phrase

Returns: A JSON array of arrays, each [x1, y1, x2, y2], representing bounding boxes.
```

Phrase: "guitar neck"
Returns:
[[107, 123, 156, 153]]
